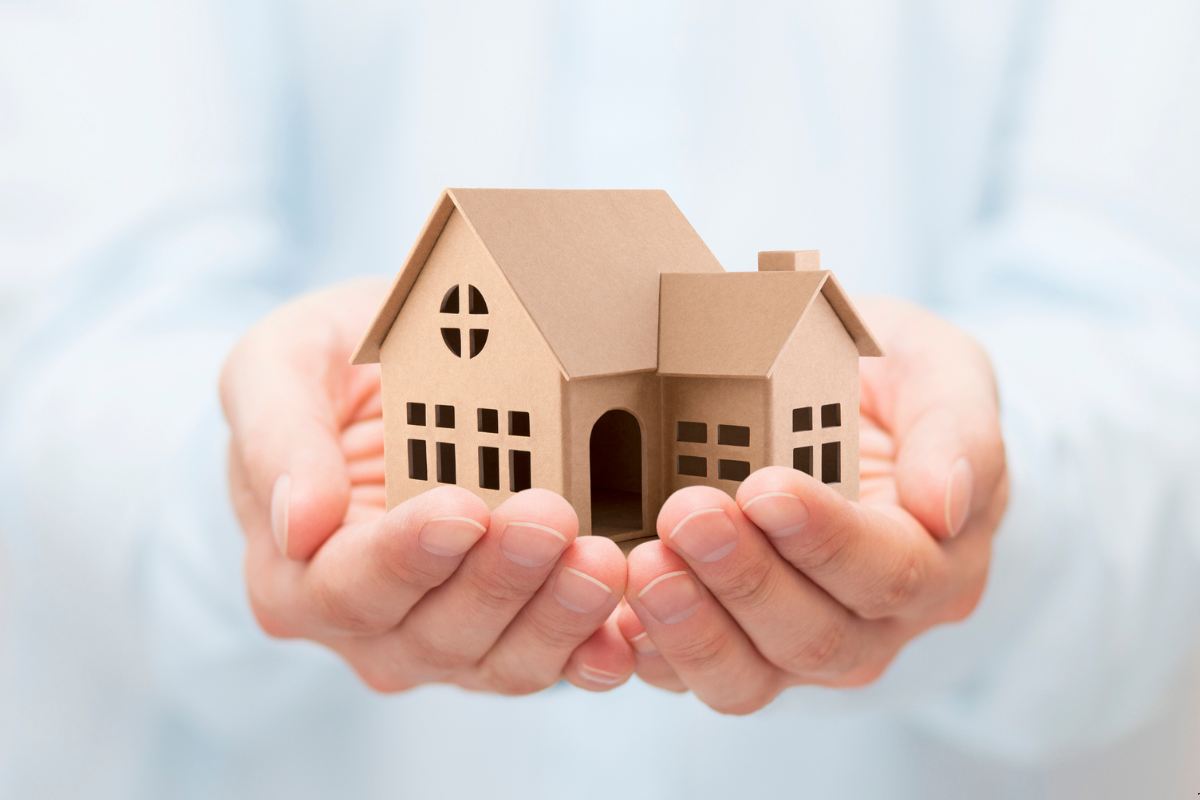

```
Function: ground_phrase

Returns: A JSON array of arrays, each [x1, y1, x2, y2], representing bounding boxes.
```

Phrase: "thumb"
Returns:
[[221, 316, 353, 561]]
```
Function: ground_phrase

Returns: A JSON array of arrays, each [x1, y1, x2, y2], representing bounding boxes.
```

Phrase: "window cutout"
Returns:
[[407, 402, 426, 426], [477, 408, 498, 433], [436, 442, 456, 484], [821, 403, 841, 428], [718, 459, 751, 482], [510, 450, 532, 492], [509, 411, 530, 437], [822, 441, 841, 484], [435, 404, 455, 428], [793, 445, 813, 476], [717, 424, 750, 447], [468, 285, 488, 314], [440, 285, 460, 314], [441, 327, 461, 357], [676, 421, 707, 443], [408, 439, 428, 481], [478, 446, 500, 490], [793, 407, 813, 432], [469, 328, 488, 358], [677, 455, 707, 477]]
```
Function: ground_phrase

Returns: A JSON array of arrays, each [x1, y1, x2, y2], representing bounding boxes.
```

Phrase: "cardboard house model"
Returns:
[[352, 189, 883, 549]]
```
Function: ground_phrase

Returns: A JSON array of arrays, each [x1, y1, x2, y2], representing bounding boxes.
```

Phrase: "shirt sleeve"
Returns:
[[775, 0, 1200, 761]]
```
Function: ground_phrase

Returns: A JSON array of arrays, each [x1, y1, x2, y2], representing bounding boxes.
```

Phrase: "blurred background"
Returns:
[[1, 1, 1199, 798]]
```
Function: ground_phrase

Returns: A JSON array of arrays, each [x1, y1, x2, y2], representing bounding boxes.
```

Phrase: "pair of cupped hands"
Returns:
[[221, 278, 1008, 713]]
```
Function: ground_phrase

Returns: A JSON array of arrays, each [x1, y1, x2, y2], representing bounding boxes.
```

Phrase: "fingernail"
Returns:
[[637, 570, 703, 625], [628, 631, 659, 657], [553, 567, 613, 613], [945, 457, 974, 537], [668, 508, 739, 562], [501, 521, 568, 568], [740, 491, 809, 538], [271, 473, 291, 557], [578, 664, 624, 685], [419, 516, 487, 557]]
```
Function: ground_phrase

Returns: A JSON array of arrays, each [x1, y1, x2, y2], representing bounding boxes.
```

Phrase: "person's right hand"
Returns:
[[220, 278, 634, 693]]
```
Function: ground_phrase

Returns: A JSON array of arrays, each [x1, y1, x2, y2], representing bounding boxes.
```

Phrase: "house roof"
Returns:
[[657, 271, 884, 379], [351, 188, 724, 378]]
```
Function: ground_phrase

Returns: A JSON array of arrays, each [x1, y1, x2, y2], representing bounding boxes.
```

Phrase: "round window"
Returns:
[[439, 284, 489, 358]]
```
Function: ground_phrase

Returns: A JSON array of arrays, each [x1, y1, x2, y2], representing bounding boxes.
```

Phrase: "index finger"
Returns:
[[220, 280, 386, 559]]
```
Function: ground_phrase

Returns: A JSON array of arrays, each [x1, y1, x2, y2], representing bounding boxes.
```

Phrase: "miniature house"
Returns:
[[352, 189, 882, 548]]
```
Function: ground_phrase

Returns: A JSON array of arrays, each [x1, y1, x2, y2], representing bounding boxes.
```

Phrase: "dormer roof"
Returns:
[[657, 271, 884, 378]]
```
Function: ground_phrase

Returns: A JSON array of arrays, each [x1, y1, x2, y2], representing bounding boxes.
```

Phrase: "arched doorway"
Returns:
[[589, 410, 643, 539]]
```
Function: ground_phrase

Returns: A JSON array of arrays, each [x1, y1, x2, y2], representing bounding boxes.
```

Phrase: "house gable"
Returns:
[[353, 188, 725, 378], [377, 208, 565, 509]]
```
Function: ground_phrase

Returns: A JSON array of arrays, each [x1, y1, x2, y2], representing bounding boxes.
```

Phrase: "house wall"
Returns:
[[662, 376, 768, 500], [563, 372, 663, 540], [768, 291, 861, 501], [378, 209, 565, 511]]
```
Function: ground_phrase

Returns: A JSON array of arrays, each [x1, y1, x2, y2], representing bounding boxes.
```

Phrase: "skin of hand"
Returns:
[[220, 278, 636, 694], [617, 298, 1009, 713]]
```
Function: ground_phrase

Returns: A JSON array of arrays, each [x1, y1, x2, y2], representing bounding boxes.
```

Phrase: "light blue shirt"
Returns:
[[1, 1, 1199, 797]]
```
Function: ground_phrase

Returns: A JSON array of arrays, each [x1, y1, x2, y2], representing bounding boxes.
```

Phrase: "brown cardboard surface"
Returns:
[[662, 376, 767, 500], [658, 271, 828, 378], [356, 189, 724, 377], [768, 292, 862, 501], [378, 209, 565, 510], [564, 372, 663, 540], [758, 250, 821, 271], [816, 272, 885, 359], [358, 188, 882, 543]]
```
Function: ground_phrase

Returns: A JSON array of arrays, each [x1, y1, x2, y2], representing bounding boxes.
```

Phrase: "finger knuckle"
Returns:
[[712, 556, 777, 612], [354, 662, 416, 694], [791, 515, 854, 574], [859, 552, 923, 619], [379, 549, 450, 592], [467, 570, 534, 612], [668, 626, 734, 674], [780, 618, 849, 675], [523, 611, 586, 653], [475, 662, 558, 697], [312, 578, 378, 635], [399, 630, 477, 677], [707, 684, 779, 716]]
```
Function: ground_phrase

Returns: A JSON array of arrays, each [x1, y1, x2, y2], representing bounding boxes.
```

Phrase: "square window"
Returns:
[[677, 454, 707, 477], [407, 402, 426, 426], [717, 424, 750, 447], [676, 421, 707, 443], [478, 446, 500, 490], [793, 445, 813, 476], [436, 442, 456, 484], [821, 403, 841, 428], [510, 450, 532, 491], [435, 404, 455, 428], [407, 439, 428, 480], [509, 411, 531, 437], [477, 408, 499, 433], [718, 459, 751, 482], [821, 441, 841, 484], [792, 407, 812, 432]]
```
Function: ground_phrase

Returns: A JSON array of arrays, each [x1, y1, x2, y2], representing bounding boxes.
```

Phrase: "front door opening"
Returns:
[[589, 410, 643, 540]]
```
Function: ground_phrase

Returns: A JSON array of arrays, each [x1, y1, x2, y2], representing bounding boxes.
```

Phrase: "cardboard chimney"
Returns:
[[353, 189, 883, 550]]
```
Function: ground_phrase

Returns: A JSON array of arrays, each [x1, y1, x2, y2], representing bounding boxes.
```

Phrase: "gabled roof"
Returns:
[[657, 271, 884, 379], [351, 188, 724, 377]]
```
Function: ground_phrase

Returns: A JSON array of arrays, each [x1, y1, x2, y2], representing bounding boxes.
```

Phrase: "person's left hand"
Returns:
[[617, 298, 1008, 712]]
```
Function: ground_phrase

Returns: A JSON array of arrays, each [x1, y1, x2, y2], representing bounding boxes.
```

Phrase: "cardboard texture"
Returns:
[[354, 190, 882, 541]]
